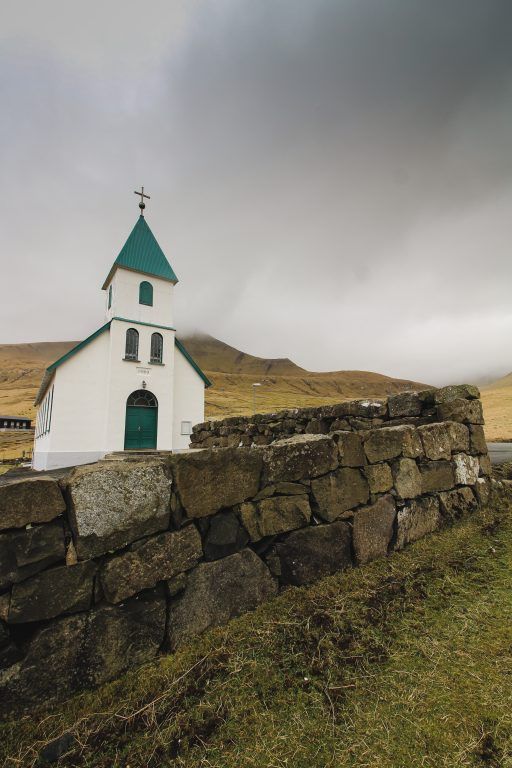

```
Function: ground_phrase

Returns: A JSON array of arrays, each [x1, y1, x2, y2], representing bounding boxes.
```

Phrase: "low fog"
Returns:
[[2, 0, 512, 384]]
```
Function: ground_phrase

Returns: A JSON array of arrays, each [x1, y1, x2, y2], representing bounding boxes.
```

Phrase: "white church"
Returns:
[[32, 190, 211, 471]]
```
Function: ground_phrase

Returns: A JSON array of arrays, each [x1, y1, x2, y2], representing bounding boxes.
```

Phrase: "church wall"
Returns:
[[105, 267, 175, 329], [104, 320, 176, 452], [172, 345, 206, 450], [32, 331, 110, 470], [0, 386, 493, 713]]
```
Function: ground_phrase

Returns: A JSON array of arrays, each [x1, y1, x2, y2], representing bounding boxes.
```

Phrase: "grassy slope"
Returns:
[[482, 372, 512, 442], [2, 490, 512, 768]]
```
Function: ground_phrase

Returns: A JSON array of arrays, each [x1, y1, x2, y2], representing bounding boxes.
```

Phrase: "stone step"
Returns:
[[102, 451, 173, 462]]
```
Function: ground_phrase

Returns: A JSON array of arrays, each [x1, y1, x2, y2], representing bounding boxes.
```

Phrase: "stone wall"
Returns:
[[0, 385, 491, 714], [190, 385, 483, 448]]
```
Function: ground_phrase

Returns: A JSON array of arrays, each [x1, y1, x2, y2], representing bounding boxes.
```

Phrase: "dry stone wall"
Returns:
[[0, 385, 491, 713], [190, 385, 483, 448]]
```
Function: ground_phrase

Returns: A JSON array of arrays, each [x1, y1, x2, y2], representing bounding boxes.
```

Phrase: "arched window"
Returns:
[[125, 328, 139, 360], [108, 285, 112, 309], [150, 332, 163, 364], [127, 390, 158, 407], [139, 281, 153, 306]]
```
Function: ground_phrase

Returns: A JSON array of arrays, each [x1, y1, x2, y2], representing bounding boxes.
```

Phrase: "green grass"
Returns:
[[2, 486, 512, 768]]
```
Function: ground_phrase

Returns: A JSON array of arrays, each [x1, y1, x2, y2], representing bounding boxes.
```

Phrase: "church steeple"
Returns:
[[102, 214, 178, 290]]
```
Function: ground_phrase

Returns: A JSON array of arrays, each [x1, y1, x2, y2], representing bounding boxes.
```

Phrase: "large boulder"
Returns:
[[328, 401, 386, 419], [345, 400, 387, 418], [469, 425, 487, 454], [435, 384, 480, 403], [78, 590, 166, 689], [417, 424, 451, 461], [167, 549, 277, 648], [0, 478, 66, 531], [203, 511, 250, 560], [0, 613, 87, 712], [452, 453, 479, 486], [240, 495, 311, 541], [436, 399, 484, 425], [262, 435, 338, 483], [0, 520, 65, 590], [446, 422, 470, 453], [8, 561, 96, 623], [439, 486, 477, 520], [100, 525, 202, 604], [271, 521, 352, 585], [395, 497, 441, 549], [365, 462, 393, 494], [0, 589, 166, 711], [419, 461, 455, 493], [364, 425, 422, 464], [332, 432, 365, 467], [352, 495, 396, 564], [171, 448, 262, 519], [388, 392, 422, 418], [311, 468, 369, 522], [392, 458, 422, 499], [66, 461, 172, 559]]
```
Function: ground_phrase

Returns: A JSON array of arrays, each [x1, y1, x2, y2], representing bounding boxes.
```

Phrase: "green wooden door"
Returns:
[[124, 406, 158, 450]]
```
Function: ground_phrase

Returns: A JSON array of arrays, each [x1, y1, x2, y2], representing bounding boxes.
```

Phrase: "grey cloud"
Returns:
[[1, 0, 512, 385]]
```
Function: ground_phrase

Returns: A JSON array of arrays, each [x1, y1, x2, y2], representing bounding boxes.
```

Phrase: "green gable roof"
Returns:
[[102, 215, 178, 289]]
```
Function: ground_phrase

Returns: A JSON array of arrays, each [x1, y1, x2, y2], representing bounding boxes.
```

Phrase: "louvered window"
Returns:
[[125, 328, 139, 360], [139, 281, 153, 306], [150, 333, 163, 364]]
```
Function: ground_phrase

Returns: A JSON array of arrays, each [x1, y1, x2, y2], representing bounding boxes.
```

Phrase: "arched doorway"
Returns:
[[124, 390, 158, 450]]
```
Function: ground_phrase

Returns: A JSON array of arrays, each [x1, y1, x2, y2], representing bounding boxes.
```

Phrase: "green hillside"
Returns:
[[2, 487, 512, 767]]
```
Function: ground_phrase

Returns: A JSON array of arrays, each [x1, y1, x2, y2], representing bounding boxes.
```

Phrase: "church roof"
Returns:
[[102, 215, 178, 289]]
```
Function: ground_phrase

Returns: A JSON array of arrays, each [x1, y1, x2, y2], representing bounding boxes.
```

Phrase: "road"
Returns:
[[487, 442, 512, 465]]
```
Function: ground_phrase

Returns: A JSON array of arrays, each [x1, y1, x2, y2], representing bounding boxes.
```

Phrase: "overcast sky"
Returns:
[[2, 0, 512, 384]]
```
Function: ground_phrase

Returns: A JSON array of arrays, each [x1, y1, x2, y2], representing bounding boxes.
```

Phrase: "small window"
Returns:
[[125, 328, 139, 360], [108, 284, 112, 309], [150, 332, 163, 364], [181, 420, 192, 436], [139, 281, 153, 306]]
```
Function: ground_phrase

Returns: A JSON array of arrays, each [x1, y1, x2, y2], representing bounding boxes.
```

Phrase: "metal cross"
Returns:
[[134, 186, 150, 215]]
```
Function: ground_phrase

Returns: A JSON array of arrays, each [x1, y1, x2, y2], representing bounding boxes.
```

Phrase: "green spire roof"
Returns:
[[102, 215, 178, 289]]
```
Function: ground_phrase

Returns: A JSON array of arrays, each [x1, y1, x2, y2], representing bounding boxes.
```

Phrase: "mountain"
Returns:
[[177, 333, 305, 376]]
